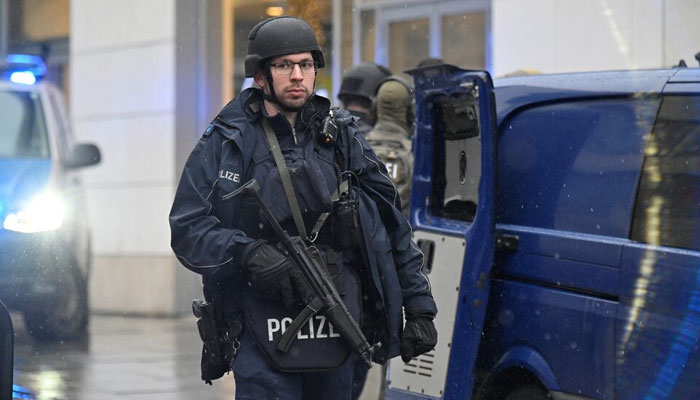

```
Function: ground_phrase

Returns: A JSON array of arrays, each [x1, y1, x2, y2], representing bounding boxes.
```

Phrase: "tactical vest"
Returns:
[[236, 115, 363, 371], [366, 126, 413, 215]]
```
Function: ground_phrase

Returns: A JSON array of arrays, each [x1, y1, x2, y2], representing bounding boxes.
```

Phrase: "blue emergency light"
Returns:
[[1, 54, 47, 85]]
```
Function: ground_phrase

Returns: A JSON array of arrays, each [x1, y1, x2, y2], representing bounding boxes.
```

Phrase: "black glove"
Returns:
[[244, 240, 310, 308], [400, 310, 438, 363]]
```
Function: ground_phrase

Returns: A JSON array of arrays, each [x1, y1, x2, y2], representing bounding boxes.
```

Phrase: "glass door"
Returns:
[[355, 0, 490, 76]]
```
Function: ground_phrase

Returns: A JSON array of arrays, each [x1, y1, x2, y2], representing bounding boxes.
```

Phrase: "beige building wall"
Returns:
[[70, 0, 217, 316], [492, 0, 700, 76]]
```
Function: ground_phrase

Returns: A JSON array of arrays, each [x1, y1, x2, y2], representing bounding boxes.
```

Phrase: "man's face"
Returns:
[[256, 52, 316, 110]]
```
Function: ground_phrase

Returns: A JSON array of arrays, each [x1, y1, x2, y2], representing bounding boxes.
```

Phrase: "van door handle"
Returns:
[[417, 239, 436, 274], [496, 234, 519, 251]]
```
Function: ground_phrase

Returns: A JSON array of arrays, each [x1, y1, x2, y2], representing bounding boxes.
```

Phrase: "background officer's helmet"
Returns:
[[375, 75, 415, 129], [244, 16, 325, 78], [337, 62, 391, 108]]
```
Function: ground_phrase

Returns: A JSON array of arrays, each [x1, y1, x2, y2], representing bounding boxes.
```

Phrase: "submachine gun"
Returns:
[[225, 179, 380, 367]]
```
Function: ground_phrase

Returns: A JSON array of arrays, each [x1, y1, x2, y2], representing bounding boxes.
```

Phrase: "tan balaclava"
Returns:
[[376, 80, 412, 134]]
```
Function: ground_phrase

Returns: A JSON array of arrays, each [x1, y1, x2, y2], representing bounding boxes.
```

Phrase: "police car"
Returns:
[[0, 55, 100, 340], [387, 64, 700, 399]]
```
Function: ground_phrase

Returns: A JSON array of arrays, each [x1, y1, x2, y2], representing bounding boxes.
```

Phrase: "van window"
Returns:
[[496, 97, 660, 236], [431, 93, 481, 222], [631, 95, 700, 251]]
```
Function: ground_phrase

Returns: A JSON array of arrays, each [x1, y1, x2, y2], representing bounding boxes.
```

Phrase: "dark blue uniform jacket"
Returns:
[[169, 88, 436, 361]]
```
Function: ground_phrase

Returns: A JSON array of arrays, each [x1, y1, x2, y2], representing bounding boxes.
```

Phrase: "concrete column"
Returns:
[[71, 0, 226, 316]]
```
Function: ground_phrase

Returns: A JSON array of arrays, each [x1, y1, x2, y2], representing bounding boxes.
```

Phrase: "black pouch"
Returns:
[[200, 344, 231, 383], [331, 191, 362, 250], [243, 250, 362, 372], [192, 300, 242, 384]]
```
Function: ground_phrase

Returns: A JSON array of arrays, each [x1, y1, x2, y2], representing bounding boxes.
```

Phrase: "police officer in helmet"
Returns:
[[352, 75, 417, 399], [366, 76, 415, 216], [170, 16, 437, 399], [338, 62, 391, 136]]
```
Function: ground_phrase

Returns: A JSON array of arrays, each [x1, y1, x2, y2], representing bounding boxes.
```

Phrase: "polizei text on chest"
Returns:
[[267, 315, 341, 341]]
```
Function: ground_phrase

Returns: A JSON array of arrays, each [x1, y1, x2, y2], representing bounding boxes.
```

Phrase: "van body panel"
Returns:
[[493, 247, 619, 300], [388, 231, 466, 398], [391, 66, 700, 399], [667, 69, 700, 83], [480, 279, 617, 399], [497, 225, 624, 267], [663, 82, 700, 93], [490, 344, 560, 390], [495, 97, 660, 237], [615, 246, 700, 399]]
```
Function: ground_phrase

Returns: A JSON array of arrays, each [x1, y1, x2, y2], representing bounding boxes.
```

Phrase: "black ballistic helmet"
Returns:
[[245, 16, 325, 78], [338, 62, 392, 106]]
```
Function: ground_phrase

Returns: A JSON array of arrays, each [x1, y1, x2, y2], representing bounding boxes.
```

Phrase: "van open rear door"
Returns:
[[387, 66, 497, 400]]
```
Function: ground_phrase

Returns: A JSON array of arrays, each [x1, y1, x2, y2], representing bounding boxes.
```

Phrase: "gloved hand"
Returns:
[[400, 310, 438, 363], [244, 240, 311, 308]]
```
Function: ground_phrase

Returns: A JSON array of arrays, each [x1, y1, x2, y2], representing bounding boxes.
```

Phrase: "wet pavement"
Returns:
[[11, 313, 380, 399], [12, 313, 235, 400]]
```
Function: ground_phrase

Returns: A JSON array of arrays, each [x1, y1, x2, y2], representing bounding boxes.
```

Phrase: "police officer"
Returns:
[[366, 76, 415, 216], [337, 62, 391, 136], [169, 16, 437, 399], [351, 76, 417, 399]]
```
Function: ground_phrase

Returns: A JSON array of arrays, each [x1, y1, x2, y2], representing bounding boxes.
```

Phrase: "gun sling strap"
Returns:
[[262, 117, 307, 239], [261, 117, 348, 242]]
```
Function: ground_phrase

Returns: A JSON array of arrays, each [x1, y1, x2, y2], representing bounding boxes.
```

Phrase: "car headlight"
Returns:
[[3, 192, 65, 233]]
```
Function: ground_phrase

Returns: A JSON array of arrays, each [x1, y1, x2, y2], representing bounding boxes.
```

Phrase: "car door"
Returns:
[[0, 300, 12, 399], [386, 65, 497, 399]]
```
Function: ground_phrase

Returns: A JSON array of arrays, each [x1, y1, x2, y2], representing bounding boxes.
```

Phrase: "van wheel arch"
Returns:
[[480, 367, 551, 400]]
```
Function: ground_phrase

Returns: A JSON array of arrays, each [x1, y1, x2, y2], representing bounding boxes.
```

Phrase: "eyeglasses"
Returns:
[[269, 60, 317, 75]]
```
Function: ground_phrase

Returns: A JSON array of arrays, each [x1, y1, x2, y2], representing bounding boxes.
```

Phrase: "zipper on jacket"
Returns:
[[292, 127, 298, 145]]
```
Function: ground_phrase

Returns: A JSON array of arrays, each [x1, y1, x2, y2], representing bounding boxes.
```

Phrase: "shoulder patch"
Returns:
[[203, 123, 215, 138]]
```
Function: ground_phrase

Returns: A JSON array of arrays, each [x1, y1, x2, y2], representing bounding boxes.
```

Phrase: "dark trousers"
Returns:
[[351, 362, 369, 399], [233, 330, 359, 400]]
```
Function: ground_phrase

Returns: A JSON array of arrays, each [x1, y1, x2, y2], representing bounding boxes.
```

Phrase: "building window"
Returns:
[[354, 0, 490, 75], [359, 9, 375, 64], [387, 18, 430, 73], [441, 11, 486, 69]]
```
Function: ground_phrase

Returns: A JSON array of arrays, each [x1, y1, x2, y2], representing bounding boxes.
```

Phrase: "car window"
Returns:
[[631, 95, 700, 251], [496, 97, 660, 237], [0, 90, 50, 159]]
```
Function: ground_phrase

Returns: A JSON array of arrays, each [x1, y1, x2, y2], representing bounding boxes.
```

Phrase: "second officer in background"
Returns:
[[366, 76, 415, 215], [337, 62, 391, 136]]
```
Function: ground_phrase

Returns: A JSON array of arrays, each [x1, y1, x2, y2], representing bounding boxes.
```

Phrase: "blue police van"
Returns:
[[386, 65, 699, 400], [0, 55, 100, 341]]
